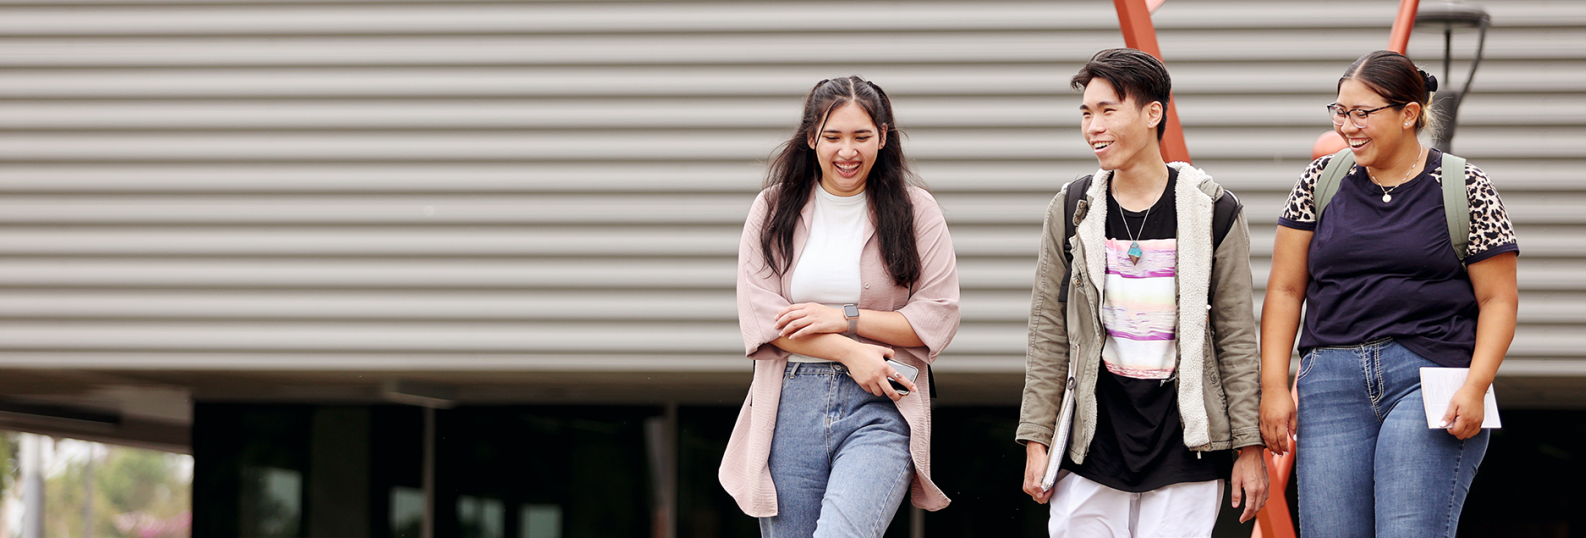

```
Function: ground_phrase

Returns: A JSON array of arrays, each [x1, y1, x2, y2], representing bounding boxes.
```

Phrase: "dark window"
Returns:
[[434, 406, 659, 538], [195, 404, 660, 538], [194, 404, 423, 538]]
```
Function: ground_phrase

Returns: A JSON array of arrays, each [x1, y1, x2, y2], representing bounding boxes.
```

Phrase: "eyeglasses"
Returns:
[[1326, 103, 1403, 128]]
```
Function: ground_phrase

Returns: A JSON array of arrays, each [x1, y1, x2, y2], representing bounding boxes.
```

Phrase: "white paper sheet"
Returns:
[[1419, 367, 1501, 429]]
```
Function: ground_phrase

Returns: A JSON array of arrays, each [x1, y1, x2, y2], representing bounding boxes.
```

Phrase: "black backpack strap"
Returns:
[[1211, 189, 1243, 251], [1204, 188, 1245, 301], [1058, 175, 1094, 302]]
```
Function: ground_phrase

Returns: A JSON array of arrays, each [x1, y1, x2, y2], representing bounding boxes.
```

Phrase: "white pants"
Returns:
[[1047, 473, 1223, 538]]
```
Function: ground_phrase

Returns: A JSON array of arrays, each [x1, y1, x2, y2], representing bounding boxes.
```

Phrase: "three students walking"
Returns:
[[724, 49, 1516, 538]]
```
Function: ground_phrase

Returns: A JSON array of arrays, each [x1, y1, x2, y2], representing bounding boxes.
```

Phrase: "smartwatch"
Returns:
[[842, 304, 860, 337]]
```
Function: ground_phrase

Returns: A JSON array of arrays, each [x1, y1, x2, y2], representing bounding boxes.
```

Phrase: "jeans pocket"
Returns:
[[1295, 350, 1318, 382]]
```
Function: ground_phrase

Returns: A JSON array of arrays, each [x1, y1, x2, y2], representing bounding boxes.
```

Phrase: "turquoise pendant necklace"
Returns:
[[1116, 168, 1166, 265], [1122, 204, 1150, 265]]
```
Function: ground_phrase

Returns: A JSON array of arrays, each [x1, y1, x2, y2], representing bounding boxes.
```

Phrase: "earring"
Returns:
[[1404, 122, 1412, 127]]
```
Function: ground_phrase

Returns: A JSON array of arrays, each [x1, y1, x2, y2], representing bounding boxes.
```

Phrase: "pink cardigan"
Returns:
[[720, 184, 961, 517]]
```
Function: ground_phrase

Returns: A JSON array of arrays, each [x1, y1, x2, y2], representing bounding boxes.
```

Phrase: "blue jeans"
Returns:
[[760, 362, 913, 538], [1295, 339, 1488, 538]]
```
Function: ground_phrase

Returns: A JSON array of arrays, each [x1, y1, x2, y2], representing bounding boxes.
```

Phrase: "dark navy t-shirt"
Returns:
[[1277, 149, 1518, 366]]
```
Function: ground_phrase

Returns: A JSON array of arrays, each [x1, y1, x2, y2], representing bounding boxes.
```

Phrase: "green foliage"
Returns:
[[43, 442, 191, 538], [0, 432, 15, 500]]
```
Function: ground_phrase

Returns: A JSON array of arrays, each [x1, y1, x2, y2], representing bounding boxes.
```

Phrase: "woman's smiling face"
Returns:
[[1334, 77, 1417, 169], [810, 101, 885, 197]]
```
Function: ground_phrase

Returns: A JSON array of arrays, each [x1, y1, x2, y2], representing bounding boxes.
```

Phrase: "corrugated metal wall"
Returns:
[[1, 0, 1582, 412]]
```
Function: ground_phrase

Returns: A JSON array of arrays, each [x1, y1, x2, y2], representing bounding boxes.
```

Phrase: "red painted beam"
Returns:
[[1253, 448, 1297, 538], [1112, 0, 1192, 164], [1252, 378, 1302, 538], [1388, 0, 1422, 54]]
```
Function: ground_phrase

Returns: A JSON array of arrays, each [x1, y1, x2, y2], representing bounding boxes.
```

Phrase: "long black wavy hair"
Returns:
[[758, 76, 924, 287]]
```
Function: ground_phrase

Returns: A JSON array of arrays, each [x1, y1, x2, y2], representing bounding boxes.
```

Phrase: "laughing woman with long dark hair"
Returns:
[[719, 76, 960, 537]]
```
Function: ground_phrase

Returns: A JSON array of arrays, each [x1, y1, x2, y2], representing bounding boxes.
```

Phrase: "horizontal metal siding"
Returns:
[[0, 0, 1581, 406]]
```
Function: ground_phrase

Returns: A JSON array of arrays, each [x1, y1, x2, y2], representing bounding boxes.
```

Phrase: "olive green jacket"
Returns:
[[1016, 163, 1263, 462]]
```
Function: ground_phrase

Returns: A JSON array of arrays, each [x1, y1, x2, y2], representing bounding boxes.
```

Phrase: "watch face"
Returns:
[[844, 304, 859, 318]]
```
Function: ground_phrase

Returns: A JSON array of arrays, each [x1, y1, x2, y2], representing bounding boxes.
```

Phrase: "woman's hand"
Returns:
[[1260, 389, 1297, 455], [841, 344, 915, 400], [1022, 442, 1056, 504], [1442, 383, 1487, 440], [776, 303, 847, 339]]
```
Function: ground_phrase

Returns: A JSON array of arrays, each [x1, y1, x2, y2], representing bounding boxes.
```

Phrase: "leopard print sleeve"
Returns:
[[1456, 162, 1519, 263], [1278, 154, 1333, 230]]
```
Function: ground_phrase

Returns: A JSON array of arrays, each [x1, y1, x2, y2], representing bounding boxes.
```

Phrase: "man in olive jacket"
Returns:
[[1017, 48, 1268, 537]]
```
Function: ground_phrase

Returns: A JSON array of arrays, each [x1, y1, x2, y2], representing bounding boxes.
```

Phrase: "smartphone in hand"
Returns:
[[885, 359, 919, 396]]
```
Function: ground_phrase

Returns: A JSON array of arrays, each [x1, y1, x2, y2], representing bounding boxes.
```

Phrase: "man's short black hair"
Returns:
[[1071, 48, 1173, 141]]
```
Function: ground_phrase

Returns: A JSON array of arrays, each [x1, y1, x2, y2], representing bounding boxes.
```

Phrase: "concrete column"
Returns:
[[82, 445, 95, 538], [20, 433, 44, 538]]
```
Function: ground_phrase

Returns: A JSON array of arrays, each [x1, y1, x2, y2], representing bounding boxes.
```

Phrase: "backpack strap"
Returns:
[[1441, 152, 1470, 262], [1314, 149, 1356, 219], [1058, 175, 1094, 302], [1315, 149, 1471, 263], [1212, 189, 1242, 251]]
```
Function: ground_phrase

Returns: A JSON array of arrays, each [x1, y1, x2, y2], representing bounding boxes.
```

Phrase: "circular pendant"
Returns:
[[1382, 193, 1393, 203]]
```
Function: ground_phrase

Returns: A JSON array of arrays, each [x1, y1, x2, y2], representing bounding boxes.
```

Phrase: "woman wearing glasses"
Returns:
[[1258, 50, 1518, 536], [721, 76, 960, 537]]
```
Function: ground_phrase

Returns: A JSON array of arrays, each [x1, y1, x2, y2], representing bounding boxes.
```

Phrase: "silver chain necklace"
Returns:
[[1368, 145, 1426, 203]]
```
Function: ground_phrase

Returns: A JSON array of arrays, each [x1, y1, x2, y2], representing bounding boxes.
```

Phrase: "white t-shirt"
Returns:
[[787, 186, 867, 362]]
